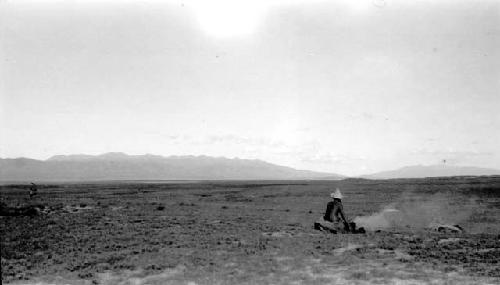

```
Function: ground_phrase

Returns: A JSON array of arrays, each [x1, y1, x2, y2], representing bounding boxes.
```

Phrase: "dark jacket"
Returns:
[[323, 198, 348, 223]]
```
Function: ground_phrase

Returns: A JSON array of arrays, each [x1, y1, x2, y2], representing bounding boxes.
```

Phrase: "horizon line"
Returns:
[[2, 151, 500, 177]]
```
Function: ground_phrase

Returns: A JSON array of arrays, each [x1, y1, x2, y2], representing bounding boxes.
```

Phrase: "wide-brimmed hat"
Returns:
[[330, 188, 343, 199]]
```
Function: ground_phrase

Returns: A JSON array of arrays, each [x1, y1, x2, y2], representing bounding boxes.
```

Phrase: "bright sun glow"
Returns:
[[12, 0, 379, 38], [7, 0, 383, 38], [188, 0, 267, 38], [186, 0, 379, 38]]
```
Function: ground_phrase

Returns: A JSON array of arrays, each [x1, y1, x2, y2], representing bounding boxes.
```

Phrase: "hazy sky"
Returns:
[[1, 0, 499, 176]]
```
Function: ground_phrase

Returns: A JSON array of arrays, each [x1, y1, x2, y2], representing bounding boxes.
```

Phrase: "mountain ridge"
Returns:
[[0, 153, 343, 181], [2, 154, 499, 181], [361, 164, 500, 179]]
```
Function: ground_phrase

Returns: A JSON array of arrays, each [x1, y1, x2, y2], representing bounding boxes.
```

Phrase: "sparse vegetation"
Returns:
[[1, 177, 499, 284]]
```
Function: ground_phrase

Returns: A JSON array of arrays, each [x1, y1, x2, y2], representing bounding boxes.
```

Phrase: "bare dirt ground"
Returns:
[[1, 177, 500, 284]]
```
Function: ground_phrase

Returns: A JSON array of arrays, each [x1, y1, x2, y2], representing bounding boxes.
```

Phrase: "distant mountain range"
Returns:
[[1, 153, 498, 182], [362, 164, 500, 179], [0, 152, 343, 182]]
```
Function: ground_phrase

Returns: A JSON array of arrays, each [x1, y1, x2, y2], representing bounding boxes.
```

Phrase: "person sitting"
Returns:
[[314, 188, 351, 233]]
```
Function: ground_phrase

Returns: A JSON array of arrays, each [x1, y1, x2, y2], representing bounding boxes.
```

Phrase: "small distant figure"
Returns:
[[314, 188, 351, 233], [29, 182, 38, 198]]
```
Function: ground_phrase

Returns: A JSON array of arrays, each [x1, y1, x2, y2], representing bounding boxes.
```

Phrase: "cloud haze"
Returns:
[[1, 0, 499, 176]]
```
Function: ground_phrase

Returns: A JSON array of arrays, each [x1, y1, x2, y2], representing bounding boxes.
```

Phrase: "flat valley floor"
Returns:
[[1, 177, 500, 284]]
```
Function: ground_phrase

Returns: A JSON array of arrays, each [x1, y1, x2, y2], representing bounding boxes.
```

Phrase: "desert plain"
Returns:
[[1, 176, 499, 284]]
